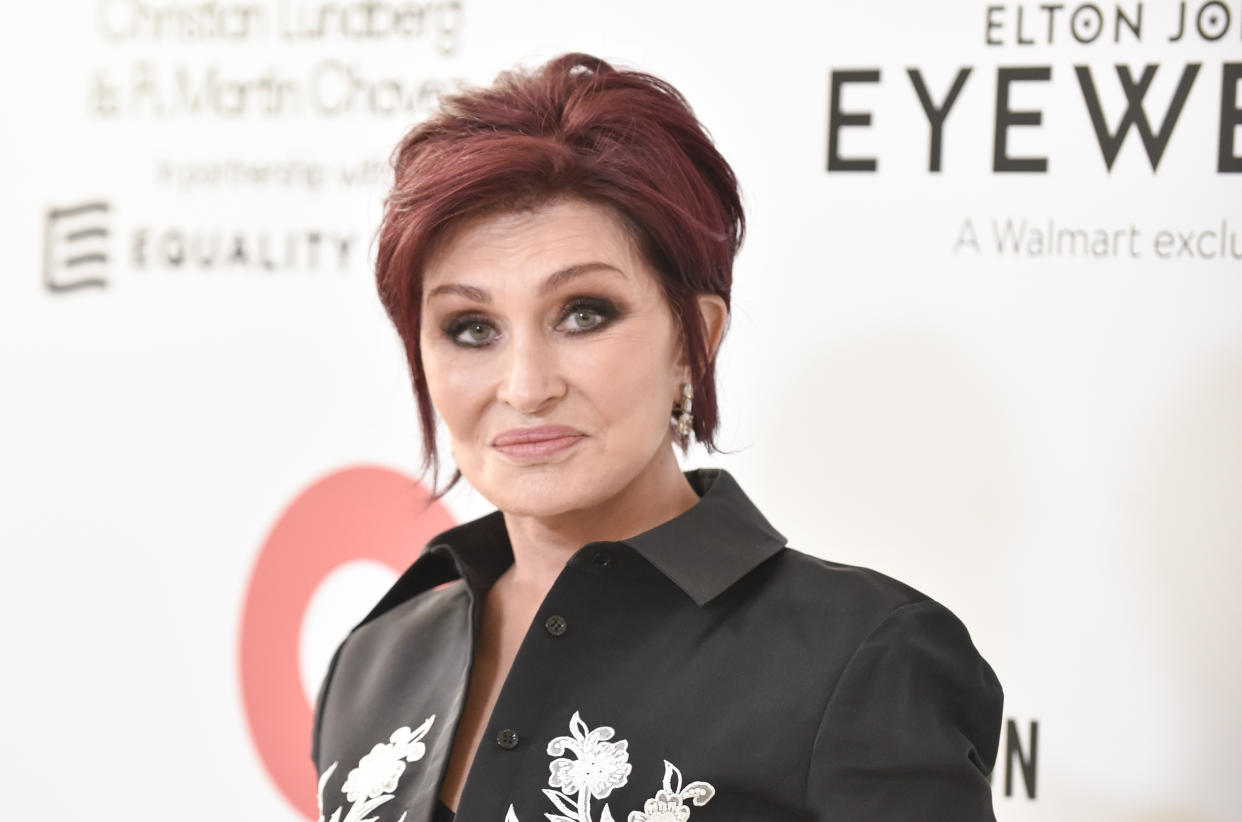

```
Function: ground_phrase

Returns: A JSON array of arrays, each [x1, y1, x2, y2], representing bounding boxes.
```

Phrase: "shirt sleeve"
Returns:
[[804, 599, 1003, 821]]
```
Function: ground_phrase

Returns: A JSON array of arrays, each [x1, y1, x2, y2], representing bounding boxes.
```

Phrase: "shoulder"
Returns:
[[746, 550, 1003, 817], [788, 550, 1003, 817], [773, 544, 931, 605], [733, 545, 1000, 720], [734, 543, 941, 643]]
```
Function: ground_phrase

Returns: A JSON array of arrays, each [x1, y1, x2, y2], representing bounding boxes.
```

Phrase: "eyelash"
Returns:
[[443, 297, 621, 348]]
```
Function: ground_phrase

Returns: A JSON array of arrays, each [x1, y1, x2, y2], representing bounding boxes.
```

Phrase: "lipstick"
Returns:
[[492, 425, 585, 459]]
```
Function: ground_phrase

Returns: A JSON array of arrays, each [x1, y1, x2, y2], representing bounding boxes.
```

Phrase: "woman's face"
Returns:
[[419, 198, 688, 517]]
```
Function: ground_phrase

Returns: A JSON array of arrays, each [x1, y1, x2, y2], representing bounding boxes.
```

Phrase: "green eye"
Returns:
[[566, 308, 603, 331], [448, 319, 496, 347], [560, 298, 619, 333]]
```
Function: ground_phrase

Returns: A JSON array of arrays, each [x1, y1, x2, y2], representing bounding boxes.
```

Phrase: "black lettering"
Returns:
[[827, 69, 880, 172], [1169, 1, 1187, 41], [1219, 63, 1242, 172], [986, 5, 1004, 44], [908, 68, 971, 172], [1115, 2, 1142, 41], [1040, 3, 1064, 42], [1197, 1, 1230, 40], [1075, 63, 1200, 171], [1017, 5, 1035, 44], [1071, 3, 1104, 43], [1005, 719, 1039, 799], [994, 67, 1050, 172]]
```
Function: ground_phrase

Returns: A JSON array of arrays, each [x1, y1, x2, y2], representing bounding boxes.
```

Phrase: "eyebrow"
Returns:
[[425, 262, 626, 303]]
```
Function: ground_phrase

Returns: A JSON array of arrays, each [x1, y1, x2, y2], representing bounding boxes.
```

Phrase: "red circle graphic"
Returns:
[[239, 466, 456, 819]]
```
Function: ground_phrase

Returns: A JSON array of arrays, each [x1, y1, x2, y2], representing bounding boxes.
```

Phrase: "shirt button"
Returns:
[[496, 728, 520, 750], [544, 614, 568, 636], [592, 549, 613, 567]]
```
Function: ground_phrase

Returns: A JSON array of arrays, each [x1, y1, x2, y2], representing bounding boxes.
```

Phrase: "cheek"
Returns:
[[420, 343, 481, 434], [569, 330, 676, 427]]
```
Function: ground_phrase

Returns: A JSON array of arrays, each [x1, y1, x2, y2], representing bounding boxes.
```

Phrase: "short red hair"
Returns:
[[375, 52, 744, 496]]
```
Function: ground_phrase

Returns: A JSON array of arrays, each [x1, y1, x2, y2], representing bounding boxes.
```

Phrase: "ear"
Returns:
[[697, 293, 729, 362], [675, 293, 730, 377]]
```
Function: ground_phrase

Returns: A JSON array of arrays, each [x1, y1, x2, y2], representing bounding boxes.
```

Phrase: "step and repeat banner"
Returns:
[[1, 2, 1237, 820]]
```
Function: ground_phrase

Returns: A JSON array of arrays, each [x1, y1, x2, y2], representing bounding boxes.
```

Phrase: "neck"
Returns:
[[498, 446, 700, 595]]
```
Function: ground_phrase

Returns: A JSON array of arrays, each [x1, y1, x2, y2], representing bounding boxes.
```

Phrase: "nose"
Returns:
[[496, 328, 567, 415]]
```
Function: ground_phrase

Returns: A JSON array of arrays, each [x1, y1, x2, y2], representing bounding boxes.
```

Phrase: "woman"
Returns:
[[312, 53, 1003, 822]]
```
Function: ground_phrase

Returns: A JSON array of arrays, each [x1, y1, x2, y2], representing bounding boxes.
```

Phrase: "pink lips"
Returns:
[[491, 425, 586, 459]]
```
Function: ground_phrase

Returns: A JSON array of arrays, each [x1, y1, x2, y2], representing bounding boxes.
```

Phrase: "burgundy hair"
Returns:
[[374, 52, 744, 497]]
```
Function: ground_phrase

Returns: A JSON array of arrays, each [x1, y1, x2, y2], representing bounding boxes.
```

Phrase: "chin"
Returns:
[[467, 457, 620, 518]]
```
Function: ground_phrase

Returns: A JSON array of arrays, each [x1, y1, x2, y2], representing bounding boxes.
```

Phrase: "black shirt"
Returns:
[[312, 467, 1003, 822]]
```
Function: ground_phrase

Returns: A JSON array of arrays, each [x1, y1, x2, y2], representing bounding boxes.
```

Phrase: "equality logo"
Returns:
[[238, 466, 456, 819], [43, 201, 111, 292], [40, 198, 358, 294]]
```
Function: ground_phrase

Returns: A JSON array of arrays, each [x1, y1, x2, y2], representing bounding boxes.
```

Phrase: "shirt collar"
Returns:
[[623, 467, 788, 606], [356, 467, 788, 627]]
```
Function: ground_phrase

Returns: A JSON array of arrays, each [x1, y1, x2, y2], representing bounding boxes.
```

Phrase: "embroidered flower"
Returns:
[[547, 711, 633, 800], [626, 763, 715, 822], [318, 714, 436, 822], [343, 741, 407, 801], [508, 712, 714, 822], [390, 715, 435, 763], [628, 793, 691, 822]]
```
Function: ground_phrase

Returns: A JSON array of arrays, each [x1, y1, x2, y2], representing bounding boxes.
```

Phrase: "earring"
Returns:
[[671, 382, 694, 437]]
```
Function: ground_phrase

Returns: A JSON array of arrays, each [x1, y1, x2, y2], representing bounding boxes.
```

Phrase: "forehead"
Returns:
[[421, 198, 654, 289]]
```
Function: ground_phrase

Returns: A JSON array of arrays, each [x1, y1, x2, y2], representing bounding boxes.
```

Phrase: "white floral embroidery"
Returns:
[[505, 712, 714, 822], [627, 762, 716, 822], [548, 711, 633, 800], [318, 714, 435, 822]]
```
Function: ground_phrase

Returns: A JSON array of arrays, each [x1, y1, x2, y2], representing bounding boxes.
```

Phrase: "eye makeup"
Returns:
[[557, 296, 622, 332], [440, 294, 626, 348]]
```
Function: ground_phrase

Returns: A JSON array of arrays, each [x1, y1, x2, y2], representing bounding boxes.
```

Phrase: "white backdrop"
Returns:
[[1, 2, 1238, 820]]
